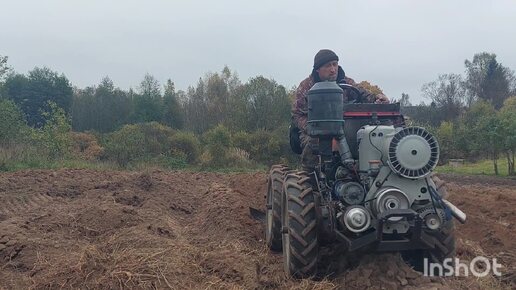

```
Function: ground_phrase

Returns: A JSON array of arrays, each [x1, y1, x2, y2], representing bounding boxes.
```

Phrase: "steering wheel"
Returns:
[[337, 83, 362, 104]]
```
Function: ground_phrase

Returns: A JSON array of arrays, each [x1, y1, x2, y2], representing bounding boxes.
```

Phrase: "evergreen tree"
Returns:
[[162, 79, 184, 129]]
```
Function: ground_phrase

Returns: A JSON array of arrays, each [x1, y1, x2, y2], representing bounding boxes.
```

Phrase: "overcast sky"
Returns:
[[1, 0, 515, 103]]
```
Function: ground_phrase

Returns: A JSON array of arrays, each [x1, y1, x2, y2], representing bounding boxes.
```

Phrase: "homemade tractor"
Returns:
[[265, 82, 467, 278]]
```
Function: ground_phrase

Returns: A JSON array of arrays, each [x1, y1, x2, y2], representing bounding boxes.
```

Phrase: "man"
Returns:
[[292, 49, 389, 171]]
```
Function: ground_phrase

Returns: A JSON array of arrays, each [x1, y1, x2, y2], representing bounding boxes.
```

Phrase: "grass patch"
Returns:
[[1, 158, 271, 173], [1, 158, 120, 172], [437, 158, 511, 177], [0, 143, 282, 174], [52, 159, 120, 171], [127, 156, 189, 171], [191, 164, 269, 173], [0, 151, 270, 174]]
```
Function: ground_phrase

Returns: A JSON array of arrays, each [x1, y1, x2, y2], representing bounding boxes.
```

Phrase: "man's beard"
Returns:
[[328, 75, 337, 81]]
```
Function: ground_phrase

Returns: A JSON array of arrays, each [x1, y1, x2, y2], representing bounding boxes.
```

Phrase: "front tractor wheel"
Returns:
[[282, 171, 319, 278], [265, 165, 289, 251]]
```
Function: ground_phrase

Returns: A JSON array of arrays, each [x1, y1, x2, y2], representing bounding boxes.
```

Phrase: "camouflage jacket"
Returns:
[[292, 66, 387, 132]]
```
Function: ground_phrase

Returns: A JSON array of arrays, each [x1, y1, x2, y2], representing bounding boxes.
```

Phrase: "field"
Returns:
[[0, 169, 514, 289], [437, 158, 514, 177]]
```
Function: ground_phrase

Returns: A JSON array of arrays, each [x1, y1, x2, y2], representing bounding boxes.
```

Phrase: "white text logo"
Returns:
[[424, 257, 503, 277]]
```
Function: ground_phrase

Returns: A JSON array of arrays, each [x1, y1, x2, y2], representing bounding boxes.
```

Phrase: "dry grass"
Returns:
[[70, 132, 104, 161], [31, 234, 178, 289]]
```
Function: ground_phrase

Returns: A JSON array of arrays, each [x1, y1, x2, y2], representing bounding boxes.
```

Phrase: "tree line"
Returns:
[[0, 55, 295, 169], [0, 52, 515, 174], [396, 52, 516, 175]]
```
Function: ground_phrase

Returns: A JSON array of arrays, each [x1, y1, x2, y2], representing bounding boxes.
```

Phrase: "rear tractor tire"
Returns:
[[282, 170, 320, 278], [404, 174, 456, 274], [424, 175, 456, 272], [265, 165, 289, 251], [424, 219, 456, 269], [405, 219, 456, 274]]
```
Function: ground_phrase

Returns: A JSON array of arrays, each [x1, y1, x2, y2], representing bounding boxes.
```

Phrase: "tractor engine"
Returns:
[[335, 125, 444, 235], [331, 123, 466, 241]]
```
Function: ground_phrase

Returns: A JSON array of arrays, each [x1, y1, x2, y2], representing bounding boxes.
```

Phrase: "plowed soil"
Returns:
[[0, 169, 514, 290]]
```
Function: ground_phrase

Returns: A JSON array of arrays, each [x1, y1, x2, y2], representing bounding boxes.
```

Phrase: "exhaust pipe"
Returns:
[[442, 199, 467, 224], [337, 136, 354, 165]]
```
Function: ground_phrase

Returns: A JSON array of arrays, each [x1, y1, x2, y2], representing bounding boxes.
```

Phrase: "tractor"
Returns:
[[265, 82, 467, 278]]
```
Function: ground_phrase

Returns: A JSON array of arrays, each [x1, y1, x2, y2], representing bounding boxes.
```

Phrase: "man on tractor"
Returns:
[[266, 49, 464, 279], [292, 49, 389, 171]]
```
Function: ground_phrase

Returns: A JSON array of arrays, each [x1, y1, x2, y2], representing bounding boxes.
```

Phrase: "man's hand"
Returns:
[[374, 94, 389, 104]]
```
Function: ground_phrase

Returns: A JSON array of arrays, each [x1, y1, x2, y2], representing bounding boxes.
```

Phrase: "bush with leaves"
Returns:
[[136, 122, 176, 155], [463, 101, 504, 174], [102, 124, 147, 166], [435, 121, 456, 163], [250, 129, 281, 164], [0, 99, 29, 145], [168, 131, 200, 163], [103, 122, 177, 166], [499, 97, 516, 175], [202, 124, 231, 167], [232, 131, 251, 152], [233, 125, 296, 166], [0, 100, 72, 170], [30, 102, 72, 159]]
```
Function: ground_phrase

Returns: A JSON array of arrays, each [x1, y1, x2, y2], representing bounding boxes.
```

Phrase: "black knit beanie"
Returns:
[[313, 49, 339, 70]]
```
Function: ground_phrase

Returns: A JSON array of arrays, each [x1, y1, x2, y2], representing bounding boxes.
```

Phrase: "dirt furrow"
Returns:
[[0, 169, 513, 290]]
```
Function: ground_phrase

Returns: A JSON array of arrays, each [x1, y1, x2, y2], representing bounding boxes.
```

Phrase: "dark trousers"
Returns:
[[300, 131, 318, 172]]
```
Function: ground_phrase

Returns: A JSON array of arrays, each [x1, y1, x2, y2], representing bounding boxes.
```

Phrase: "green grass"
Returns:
[[190, 164, 268, 173], [52, 159, 120, 171], [1, 158, 271, 173], [436, 158, 513, 177], [0, 158, 120, 172], [4, 143, 508, 177], [0, 152, 270, 174], [0, 143, 282, 174]]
